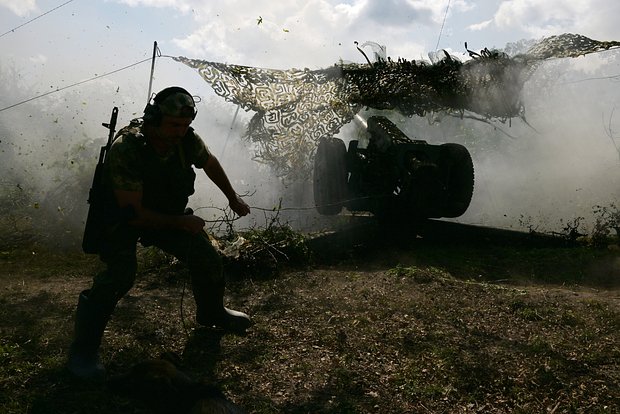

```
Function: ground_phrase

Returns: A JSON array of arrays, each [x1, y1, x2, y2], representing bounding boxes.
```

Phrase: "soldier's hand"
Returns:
[[229, 194, 250, 217], [180, 214, 206, 234]]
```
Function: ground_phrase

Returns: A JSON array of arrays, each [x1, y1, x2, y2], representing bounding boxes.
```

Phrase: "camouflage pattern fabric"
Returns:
[[104, 119, 211, 215], [525, 33, 620, 59], [172, 59, 360, 178], [175, 33, 620, 179]]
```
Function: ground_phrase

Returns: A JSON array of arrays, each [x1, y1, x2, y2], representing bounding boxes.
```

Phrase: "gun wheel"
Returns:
[[313, 137, 348, 215], [439, 143, 474, 218]]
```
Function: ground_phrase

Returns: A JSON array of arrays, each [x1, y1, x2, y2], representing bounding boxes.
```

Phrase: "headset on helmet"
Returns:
[[143, 86, 197, 126]]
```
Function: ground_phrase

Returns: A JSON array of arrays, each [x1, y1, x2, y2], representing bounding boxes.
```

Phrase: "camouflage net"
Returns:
[[175, 34, 620, 179], [173, 60, 359, 176]]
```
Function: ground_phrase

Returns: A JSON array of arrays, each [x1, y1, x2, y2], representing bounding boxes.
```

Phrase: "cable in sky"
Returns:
[[0, 0, 76, 39], [435, 0, 451, 51], [0, 57, 153, 113]]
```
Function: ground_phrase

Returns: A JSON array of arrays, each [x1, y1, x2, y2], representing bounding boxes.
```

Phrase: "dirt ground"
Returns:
[[1, 218, 619, 413]]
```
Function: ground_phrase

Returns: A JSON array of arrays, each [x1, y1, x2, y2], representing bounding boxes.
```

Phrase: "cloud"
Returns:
[[358, 0, 434, 27], [468, 19, 492, 32], [105, 0, 479, 68], [168, 0, 448, 68], [0, 0, 38, 16], [114, 0, 193, 13], [171, 0, 370, 67], [28, 53, 47, 64], [488, 0, 620, 39]]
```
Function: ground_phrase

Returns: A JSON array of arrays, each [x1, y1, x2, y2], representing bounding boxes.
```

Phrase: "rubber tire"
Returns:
[[439, 143, 474, 218], [313, 137, 348, 215]]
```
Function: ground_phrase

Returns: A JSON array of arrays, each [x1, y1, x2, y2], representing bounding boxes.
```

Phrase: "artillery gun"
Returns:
[[313, 115, 474, 220]]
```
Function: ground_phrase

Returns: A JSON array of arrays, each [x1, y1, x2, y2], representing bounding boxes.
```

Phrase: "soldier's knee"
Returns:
[[188, 235, 221, 266], [92, 255, 138, 304], [112, 254, 137, 288]]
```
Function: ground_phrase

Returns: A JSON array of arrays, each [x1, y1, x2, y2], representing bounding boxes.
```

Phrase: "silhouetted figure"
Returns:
[[68, 87, 252, 380]]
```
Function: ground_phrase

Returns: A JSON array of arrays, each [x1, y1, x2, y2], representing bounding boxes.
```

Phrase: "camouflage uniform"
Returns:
[[68, 87, 250, 380], [87, 118, 223, 315]]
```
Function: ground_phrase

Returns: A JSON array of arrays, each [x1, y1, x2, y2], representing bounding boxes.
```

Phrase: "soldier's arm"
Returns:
[[201, 155, 250, 217], [114, 189, 205, 234]]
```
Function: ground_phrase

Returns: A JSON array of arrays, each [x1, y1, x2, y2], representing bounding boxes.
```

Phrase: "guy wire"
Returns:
[[194, 195, 388, 223], [435, 0, 451, 51], [0, 57, 153, 113], [0, 0, 76, 39]]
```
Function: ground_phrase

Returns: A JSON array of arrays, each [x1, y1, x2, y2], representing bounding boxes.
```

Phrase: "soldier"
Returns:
[[67, 86, 251, 380]]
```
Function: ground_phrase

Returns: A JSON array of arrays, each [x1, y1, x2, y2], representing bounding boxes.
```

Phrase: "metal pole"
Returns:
[[146, 41, 158, 103], [220, 104, 241, 160]]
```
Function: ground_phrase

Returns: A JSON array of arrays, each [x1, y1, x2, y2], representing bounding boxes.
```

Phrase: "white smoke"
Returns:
[[2, 46, 619, 250], [355, 50, 620, 234]]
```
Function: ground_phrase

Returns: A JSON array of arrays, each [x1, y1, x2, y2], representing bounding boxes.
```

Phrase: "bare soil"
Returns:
[[1, 219, 619, 413]]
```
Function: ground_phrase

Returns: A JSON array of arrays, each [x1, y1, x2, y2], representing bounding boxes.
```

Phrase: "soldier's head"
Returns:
[[144, 86, 196, 123], [143, 86, 197, 145]]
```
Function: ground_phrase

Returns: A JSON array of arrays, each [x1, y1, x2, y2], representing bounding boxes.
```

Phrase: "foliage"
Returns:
[[215, 208, 312, 278], [0, 180, 36, 247], [591, 203, 620, 246]]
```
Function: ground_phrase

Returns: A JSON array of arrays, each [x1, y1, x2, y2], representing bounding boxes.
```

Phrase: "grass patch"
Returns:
[[0, 222, 618, 413]]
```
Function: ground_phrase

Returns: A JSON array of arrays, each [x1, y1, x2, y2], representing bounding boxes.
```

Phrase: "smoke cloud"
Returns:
[[352, 49, 620, 234], [1, 46, 619, 250]]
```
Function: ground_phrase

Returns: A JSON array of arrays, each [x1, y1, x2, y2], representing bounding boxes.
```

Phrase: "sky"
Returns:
[[2, 0, 620, 93], [1, 0, 620, 242]]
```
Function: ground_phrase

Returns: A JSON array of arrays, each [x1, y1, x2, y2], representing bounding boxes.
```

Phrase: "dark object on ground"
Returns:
[[107, 355, 247, 414], [67, 290, 109, 381], [314, 115, 474, 219]]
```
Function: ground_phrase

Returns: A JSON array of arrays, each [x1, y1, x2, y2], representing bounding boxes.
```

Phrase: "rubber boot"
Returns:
[[67, 290, 110, 380], [194, 284, 251, 334]]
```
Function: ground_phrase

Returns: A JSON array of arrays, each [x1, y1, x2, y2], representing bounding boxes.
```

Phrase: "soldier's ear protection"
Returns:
[[143, 86, 197, 126]]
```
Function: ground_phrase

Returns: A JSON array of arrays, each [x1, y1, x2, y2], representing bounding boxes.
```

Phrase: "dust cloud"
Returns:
[[460, 52, 620, 234], [0, 73, 311, 249], [351, 50, 620, 235], [1, 49, 619, 250]]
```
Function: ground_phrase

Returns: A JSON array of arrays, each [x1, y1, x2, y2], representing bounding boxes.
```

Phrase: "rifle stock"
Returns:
[[82, 107, 119, 254]]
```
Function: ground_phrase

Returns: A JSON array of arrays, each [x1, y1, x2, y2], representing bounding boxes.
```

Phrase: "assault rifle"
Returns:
[[82, 107, 119, 254]]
